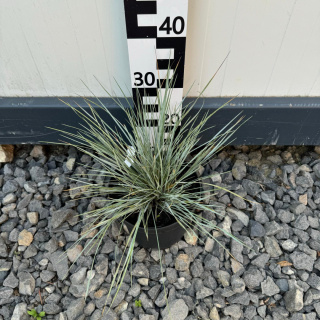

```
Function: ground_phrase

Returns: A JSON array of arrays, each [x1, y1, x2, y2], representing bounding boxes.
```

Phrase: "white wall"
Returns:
[[1, 0, 320, 97]]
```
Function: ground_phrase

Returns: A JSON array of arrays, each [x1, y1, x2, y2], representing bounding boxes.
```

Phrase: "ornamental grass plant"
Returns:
[[52, 72, 246, 318]]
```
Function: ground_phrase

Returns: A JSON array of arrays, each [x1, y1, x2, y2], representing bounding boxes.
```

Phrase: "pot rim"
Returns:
[[124, 217, 183, 233]]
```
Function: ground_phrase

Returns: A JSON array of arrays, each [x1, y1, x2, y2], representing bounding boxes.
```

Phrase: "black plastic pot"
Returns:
[[111, 169, 200, 249], [124, 219, 186, 250]]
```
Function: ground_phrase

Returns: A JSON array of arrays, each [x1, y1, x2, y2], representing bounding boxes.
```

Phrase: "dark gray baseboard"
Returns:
[[1, 97, 320, 145]]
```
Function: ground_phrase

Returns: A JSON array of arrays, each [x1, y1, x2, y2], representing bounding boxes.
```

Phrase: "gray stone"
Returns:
[[204, 238, 214, 253], [44, 237, 59, 253], [242, 179, 261, 197], [2, 193, 17, 205], [46, 292, 62, 304], [162, 299, 189, 320], [290, 251, 315, 272], [1, 218, 18, 232], [24, 181, 37, 193], [196, 287, 214, 299], [49, 250, 69, 280], [226, 207, 249, 226], [231, 239, 244, 263], [294, 229, 310, 243], [66, 298, 86, 320], [290, 202, 306, 215], [2, 180, 19, 194], [277, 209, 294, 223], [232, 197, 246, 210], [24, 244, 38, 259], [217, 270, 230, 287], [204, 254, 220, 271], [139, 292, 153, 309], [243, 268, 264, 289], [51, 208, 75, 228], [139, 316, 156, 320], [284, 288, 304, 312], [128, 283, 141, 297], [257, 306, 266, 318], [1, 203, 17, 216], [261, 276, 280, 296], [264, 221, 283, 236], [134, 248, 147, 263], [264, 236, 283, 258], [209, 158, 222, 170], [314, 302, 320, 317], [231, 276, 245, 294], [19, 272, 35, 295], [276, 279, 289, 292], [307, 273, 320, 290], [281, 239, 298, 252], [95, 258, 109, 276], [267, 154, 282, 165], [0, 237, 7, 258], [261, 191, 275, 205], [149, 265, 161, 280], [148, 284, 161, 300], [3, 272, 18, 288], [11, 303, 28, 320], [40, 270, 56, 282], [63, 230, 78, 242], [101, 239, 116, 254], [232, 160, 246, 180], [132, 263, 149, 278], [166, 268, 177, 284], [253, 206, 269, 224], [243, 305, 257, 319], [224, 304, 242, 319], [17, 194, 33, 210], [251, 253, 270, 268], [293, 214, 309, 230], [28, 199, 43, 212], [296, 172, 313, 188], [90, 308, 118, 320], [43, 303, 62, 315], [0, 287, 13, 299], [70, 268, 87, 285], [29, 166, 46, 182], [211, 171, 222, 184], [313, 163, 320, 178], [190, 260, 204, 278], [249, 220, 265, 237], [0, 261, 11, 284]]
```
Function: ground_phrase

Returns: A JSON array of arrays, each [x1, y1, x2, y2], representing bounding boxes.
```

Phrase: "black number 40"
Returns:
[[159, 16, 185, 35], [134, 72, 155, 87]]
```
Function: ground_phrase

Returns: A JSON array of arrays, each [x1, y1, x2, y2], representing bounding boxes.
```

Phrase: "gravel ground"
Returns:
[[1, 144, 320, 320]]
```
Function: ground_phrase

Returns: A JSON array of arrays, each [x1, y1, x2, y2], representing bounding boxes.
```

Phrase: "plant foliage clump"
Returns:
[[53, 74, 244, 315]]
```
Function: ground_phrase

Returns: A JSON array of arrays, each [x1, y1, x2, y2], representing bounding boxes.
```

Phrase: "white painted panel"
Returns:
[[0, 0, 131, 97], [0, 0, 320, 97], [185, 0, 320, 97]]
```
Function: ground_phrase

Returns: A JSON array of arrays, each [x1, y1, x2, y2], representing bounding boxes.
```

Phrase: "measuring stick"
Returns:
[[123, 0, 189, 144]]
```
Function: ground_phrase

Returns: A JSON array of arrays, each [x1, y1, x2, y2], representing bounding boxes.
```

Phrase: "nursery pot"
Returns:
[[123, 175, 201, 249], [110, 169, 200, 249], [124, 218, 187, 250]]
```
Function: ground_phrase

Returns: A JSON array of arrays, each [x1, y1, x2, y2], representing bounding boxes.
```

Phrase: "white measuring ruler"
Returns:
[[123, 0, 189, 143]]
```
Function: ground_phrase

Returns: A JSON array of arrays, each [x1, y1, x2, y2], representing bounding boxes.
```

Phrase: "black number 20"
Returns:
[[134, 72, 155, 87], [159, 16, 185, 35]]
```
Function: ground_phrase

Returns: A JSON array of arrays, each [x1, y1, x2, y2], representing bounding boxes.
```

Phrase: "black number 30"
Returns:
[[134, 72, 155, 87], [159, 16, 185, 35]]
